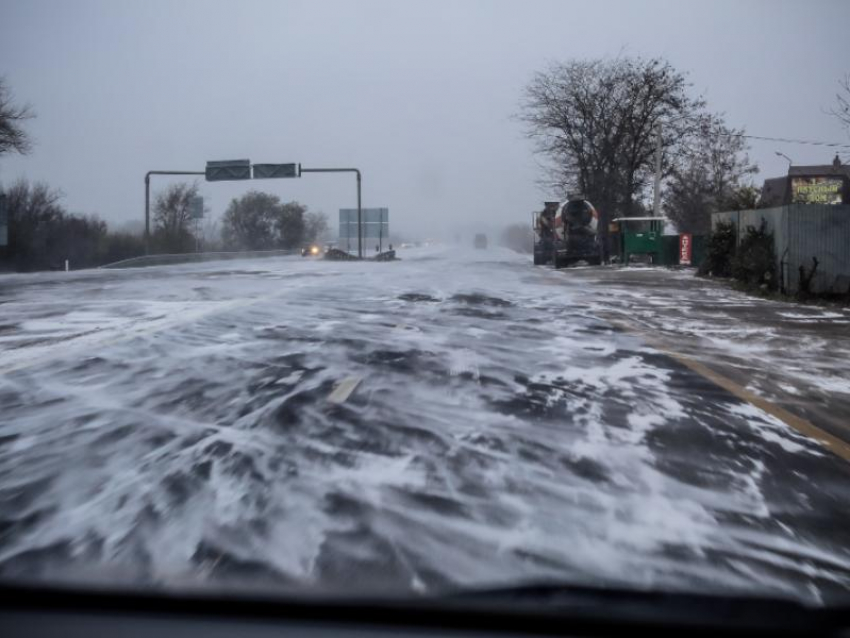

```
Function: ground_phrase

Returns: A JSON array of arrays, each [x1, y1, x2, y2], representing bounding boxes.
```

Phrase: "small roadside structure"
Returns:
[[612, 217, 668, 264]]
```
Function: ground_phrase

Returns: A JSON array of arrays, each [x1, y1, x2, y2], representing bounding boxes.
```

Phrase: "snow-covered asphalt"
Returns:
[[1, 246, 849, 603], [564, 265, 850, 446]]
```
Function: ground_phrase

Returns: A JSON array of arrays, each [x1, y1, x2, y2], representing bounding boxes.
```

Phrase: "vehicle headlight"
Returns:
[[310, 246, 319, 255]]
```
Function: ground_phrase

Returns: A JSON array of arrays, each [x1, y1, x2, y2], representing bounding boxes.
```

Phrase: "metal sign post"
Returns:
[[144, 161, 364, 258], [339, 208, 387, 256], [188, 196, 204, 253], [300, 167, 362, 258], [188, 196, 204, 220]]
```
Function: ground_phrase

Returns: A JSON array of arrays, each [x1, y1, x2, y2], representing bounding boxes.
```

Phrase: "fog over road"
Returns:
[[1, 247, 849, 603]]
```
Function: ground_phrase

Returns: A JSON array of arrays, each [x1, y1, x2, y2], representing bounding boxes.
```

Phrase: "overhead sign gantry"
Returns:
[[144, 160, 363, 257]]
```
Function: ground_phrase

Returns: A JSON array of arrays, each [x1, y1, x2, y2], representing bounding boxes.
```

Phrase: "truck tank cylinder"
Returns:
[[564, 201, 593, 228]]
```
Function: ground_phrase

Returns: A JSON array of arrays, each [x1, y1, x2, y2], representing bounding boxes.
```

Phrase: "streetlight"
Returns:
[[775, 151, 793, 170]]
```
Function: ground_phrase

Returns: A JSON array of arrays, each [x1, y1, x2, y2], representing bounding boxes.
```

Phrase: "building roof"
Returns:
[[760, 177, 788, 207], [787, 164, 850, 178], [760, 157, 849, 206]]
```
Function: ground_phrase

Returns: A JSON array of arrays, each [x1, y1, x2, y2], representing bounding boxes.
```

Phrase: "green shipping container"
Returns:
[[659, 236, 679, 266]]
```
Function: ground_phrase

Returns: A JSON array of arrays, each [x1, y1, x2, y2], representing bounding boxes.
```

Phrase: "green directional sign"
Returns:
[[188, 196, 204, 219], [340, 208, 388, 239], [205, 159, 251, 181], [253, 163, 300, 179]]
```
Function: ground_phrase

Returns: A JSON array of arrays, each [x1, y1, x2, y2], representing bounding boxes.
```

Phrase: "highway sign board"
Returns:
[[188, 196, 204, 220], [205, 159, 251, 181], [339, 208, 388, 240], [253, 163, 300, 179]]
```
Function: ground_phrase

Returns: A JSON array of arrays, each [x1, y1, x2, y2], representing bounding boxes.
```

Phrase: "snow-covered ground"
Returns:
[[1, 247, 849, 603], [564, 266, 850, 439]]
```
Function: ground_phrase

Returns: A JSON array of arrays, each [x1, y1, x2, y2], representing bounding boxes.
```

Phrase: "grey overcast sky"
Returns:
[[1, 0, 849, 239]]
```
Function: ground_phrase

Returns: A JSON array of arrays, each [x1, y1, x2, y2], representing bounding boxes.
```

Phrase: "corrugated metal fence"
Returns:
[[712, 205, 850, 293]]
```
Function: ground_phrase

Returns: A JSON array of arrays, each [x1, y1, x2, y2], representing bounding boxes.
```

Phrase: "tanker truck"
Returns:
[[533, 197, 601, 267]]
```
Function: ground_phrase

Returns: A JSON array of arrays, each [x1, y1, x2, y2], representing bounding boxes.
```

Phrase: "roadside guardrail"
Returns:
[[100, 249, 298, 269]]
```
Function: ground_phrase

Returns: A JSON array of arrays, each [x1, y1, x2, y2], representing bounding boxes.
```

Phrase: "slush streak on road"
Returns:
[[1, 247, 849, 602]]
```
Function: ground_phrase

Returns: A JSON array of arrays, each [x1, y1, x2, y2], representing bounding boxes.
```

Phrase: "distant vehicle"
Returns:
[[473, 233, 488, 249], [533, 197, 600, 267], [301, 244, 322, 257]]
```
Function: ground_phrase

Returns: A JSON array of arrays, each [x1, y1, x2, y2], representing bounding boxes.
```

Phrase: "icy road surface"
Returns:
[[1, 247, 849, 603]]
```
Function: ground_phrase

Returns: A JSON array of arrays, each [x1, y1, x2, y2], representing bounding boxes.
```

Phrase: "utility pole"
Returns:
[[651, 121, 663, 217]]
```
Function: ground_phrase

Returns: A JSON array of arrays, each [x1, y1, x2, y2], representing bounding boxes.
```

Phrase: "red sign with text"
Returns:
[[679, 233, 692, 265]]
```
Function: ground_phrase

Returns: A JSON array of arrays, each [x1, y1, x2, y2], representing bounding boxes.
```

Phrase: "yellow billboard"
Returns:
[[791, 177, 844, 205]]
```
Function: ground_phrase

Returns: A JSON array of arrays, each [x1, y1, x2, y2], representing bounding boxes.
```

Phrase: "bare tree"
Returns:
[[3, 180, 64, 267], [221, 191, 281, 250], [200, 216, 222, 252], [519, 57, 709, 258], [831, 73, 850, 133], [152, 182, 199, 253], [220, 191, 307, 250], [0, 78, 35, 156], [663, 121, 757, 234], [304, 211, 329, 244], [275, 202, 306, 249], [1, 179, 131, 270], [723, 184, 761, 211]]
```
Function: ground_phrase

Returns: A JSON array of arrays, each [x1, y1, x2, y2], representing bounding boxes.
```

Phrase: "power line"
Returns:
[[723, 133, 850, 149], [665, 114, 850, 149]]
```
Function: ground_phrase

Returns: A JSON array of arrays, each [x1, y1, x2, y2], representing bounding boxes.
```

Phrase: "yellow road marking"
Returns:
[[606, 316, 850, 463]]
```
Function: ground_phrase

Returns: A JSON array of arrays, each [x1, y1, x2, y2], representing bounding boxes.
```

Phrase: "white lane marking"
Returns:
[[327, 376, 362, 404]]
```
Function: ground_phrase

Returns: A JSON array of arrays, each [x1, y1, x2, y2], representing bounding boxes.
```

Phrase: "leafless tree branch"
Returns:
[[831, 73, 850, 135], [0, 78, 35, 156]]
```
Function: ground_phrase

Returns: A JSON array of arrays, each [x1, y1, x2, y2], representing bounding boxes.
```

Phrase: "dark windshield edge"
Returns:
[[1, 581, 847, 637]]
